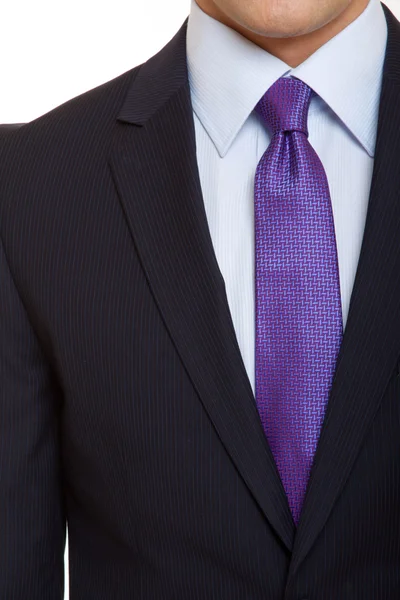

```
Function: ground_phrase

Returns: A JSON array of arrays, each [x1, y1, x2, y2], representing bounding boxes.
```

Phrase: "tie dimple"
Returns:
[[253, 76, 343, 526]]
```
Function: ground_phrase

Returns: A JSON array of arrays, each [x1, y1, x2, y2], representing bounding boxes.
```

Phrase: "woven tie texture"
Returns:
[[254, 76, 343, 526]]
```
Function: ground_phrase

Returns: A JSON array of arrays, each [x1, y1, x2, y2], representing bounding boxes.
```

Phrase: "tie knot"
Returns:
[[255, 77, 314, 137]]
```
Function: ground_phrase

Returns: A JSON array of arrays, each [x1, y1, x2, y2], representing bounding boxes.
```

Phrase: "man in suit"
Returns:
[[1, 0, 400, 597]]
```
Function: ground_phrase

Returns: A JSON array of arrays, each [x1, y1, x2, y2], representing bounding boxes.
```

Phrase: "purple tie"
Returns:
[[254, 76, 343, 526]]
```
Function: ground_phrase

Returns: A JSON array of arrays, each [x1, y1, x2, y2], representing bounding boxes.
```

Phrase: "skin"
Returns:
[[195, 0, 370, 67]]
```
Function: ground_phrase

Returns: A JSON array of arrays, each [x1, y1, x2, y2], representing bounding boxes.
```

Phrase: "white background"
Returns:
[[0, 0, 398, 598], [0, 0, 191, 123]]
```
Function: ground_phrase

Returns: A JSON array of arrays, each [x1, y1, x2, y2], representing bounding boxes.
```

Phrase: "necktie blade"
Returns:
[[254, 77, 343, 526]]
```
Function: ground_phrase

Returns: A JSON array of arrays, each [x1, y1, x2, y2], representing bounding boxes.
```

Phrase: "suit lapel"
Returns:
[[290, 3, 400, 576], [108, 21, 295, 551]]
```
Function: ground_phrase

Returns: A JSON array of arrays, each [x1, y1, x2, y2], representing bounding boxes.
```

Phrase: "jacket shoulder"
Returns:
[[0, 65, 142, 242], [0, 65, 140, 167]]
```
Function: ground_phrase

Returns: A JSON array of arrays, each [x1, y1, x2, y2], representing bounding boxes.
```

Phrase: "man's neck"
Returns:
[[196, 0, 370, 67]]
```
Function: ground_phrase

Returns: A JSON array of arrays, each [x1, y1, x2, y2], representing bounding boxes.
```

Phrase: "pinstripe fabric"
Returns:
[[0, 124, 24, 142], [1, 4, 400, 599]]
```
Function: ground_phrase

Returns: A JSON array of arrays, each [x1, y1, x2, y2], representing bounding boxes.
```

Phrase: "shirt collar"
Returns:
[[186, 0, 388, 158]]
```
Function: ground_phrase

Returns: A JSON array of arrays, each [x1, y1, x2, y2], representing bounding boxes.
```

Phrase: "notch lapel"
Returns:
[[108, 21, 295, 551], [289, 3, 400, 576]]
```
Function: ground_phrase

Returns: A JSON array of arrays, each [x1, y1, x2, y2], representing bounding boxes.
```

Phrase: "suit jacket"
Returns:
[[1, 4, 400, 599], [0, 123, 24, 138]]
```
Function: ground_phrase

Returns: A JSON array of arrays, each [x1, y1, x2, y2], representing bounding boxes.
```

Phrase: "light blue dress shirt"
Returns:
[[186, 0, 388, 394]]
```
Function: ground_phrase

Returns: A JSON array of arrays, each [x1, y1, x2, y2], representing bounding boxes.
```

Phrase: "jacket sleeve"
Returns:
[[0, 233, 65, 599]]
